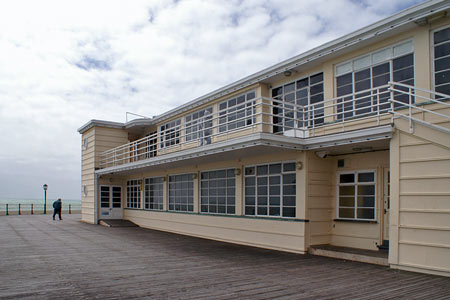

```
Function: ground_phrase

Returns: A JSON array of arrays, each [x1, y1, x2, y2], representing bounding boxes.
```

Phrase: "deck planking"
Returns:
[[0, 214, 449, 300]]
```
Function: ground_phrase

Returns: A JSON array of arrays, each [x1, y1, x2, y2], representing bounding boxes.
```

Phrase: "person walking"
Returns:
[[52, 198, 62, 220]]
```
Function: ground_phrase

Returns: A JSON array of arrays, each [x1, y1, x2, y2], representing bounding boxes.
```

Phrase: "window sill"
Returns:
[[333, 218, 377, 224]]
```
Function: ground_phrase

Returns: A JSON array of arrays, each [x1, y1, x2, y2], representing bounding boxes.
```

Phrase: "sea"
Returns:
[[0, 197, 81, 212]]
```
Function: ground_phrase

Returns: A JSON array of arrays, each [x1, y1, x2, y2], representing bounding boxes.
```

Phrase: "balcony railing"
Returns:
[[99, 83, 410, 169]]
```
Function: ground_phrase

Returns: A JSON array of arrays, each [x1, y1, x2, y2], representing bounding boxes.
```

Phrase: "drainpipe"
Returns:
[[94, 173, 99, 224]]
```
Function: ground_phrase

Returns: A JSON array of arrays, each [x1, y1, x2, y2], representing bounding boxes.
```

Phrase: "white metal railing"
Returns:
[[388, 81, 450, 134], [100, 82, 443, 168]]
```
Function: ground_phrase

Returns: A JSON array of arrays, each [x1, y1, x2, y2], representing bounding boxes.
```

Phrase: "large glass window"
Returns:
[[160, 119, 181, 148], [433, 26, 450, 96], [126, 179, 141, 209], [200, 169, 235, 215], [218, 91, 256, 133], [144, 177, 164, 210], [244, 162, 296, 218], [168, 174, 194, 212], [335, 41, 414, 119], [185, 107, 213, 145], [272, 73, 324, 132], [337, 171, 376, 220], [145, 131, 157, 158]]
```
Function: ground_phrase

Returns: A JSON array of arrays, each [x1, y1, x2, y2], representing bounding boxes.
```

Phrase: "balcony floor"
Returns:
[[1, 214, 449, 299]]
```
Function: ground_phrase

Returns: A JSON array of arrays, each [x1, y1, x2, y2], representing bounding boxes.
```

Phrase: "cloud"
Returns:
[[0, 0, 422, 199]]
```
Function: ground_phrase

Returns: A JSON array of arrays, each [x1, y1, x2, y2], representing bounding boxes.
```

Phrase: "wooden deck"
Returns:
[[1, 214, 449, 300]]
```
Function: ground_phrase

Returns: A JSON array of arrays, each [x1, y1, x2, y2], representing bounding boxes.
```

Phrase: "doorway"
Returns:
[[100, 185, 122, 219]]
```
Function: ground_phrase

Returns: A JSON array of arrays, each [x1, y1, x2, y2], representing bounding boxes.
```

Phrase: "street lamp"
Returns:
[[43, 184, 48, 214]]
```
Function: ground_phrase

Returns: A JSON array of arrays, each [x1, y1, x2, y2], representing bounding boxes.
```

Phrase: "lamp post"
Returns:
[[43, 184, 48, 214]]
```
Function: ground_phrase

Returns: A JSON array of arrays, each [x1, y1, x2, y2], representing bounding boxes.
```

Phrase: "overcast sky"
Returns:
[[0, 0, 423, 200]]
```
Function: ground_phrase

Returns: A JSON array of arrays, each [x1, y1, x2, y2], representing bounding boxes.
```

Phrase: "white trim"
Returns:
[[336, 169, 377, 221]]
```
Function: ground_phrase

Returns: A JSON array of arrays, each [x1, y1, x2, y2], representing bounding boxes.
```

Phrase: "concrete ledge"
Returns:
[[309, 245, 388, 266]]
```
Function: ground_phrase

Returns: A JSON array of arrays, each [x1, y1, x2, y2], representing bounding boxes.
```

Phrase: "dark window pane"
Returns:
[[358, 185, 375, 196], [284, 196, 296, 206], [393, 54, 413, 70], [358, 172, 374, 182], [269, 207, 280, 216], [339, 196, 354, 207], [245, 206, 255, 215], [340, 173, 355, 183], [272, 87, 283, 97], [434, 28, 450, 44], [393, 67, 414, 82], [435, 69, 450, 85], [357, 208, 374, 219], [355, 68, 370, 81], [283, 162, 296, 172], [283, 185, 296, 195], [337, 84, 353, 97], [269, 176, 281, 185], [310, 94, 324, 104], [355, 79, 371, 92], [257, 165, 268, 175], [372, 73, 390, 87], [283, 174, 296, 184], [436, 83, 450, 96], [372, 63, 390, 76], [339, 186, 355, 196], [357, 196, 375, 207], [339, 208, 354, 218], [337, 73, 352, 87], [435, 43, 450, 59], [297, 78, 309, 89], [310, 83, 323, 95], [245, 197, 255, 205], [310, 72, 323, 84], [269, 163, 282, 174], [227, 206, 235, 214], [282, 207, 295, 218], [257, 206, 268, 215], [435, 56, 450, 72], [284, 82, 295, 93], [245, 177, 256, 186], [245, 167, 255, 176]]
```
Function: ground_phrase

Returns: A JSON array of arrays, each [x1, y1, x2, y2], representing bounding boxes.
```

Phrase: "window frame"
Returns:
[[200, 168, 236, 215], [160, 119, 181, 149], [184, 106, 213, 145], [271, 72, 325, 131], [431, 25, 450, 95], [244, 161, 297, 218], [126, 179, 142, 209], [336, 170, 377, 221], [168, 173, 195, 212], [144, 176, 164, 211], [218, 90, 256, 134]]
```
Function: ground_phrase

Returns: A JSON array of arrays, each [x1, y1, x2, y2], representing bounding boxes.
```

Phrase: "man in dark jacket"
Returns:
[[52, 198, 62, 220]]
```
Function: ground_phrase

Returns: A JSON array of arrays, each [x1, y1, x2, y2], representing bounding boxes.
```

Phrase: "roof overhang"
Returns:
[[96, 125, 393, 176]]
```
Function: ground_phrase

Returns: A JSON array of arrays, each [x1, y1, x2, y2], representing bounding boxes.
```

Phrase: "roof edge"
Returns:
[[78, 119, 124, 134]]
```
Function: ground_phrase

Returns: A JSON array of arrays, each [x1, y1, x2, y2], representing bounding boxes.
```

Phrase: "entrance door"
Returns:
[[382, 169, 390, 241], [100, 186, 122, 219]]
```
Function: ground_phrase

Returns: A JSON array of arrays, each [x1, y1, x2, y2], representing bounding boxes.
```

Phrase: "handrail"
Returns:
[[388, 81, 450, 134], [99, 82, 445, 169]]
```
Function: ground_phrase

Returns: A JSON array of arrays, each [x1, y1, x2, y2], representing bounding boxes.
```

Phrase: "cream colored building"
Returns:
[[79, 0, 450, 277]]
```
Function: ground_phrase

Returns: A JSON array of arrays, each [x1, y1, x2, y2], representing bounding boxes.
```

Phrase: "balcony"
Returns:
[[99, 82, 438, 170]]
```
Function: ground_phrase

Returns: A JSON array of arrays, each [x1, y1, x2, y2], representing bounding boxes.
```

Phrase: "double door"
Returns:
[[100, 186, 122, 219]]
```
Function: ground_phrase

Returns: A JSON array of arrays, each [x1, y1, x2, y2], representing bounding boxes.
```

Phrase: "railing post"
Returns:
[[18, 204, 21, 215], [389, 82, 394, 123], [409, 86, 413, 133], [6, 204, 8, 216], [31, 204, 33, 215], [69, 204, 71, 214]]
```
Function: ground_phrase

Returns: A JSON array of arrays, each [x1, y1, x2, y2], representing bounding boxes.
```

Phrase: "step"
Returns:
[[309, 244, 388, 266], [99, 219, 138, 228]]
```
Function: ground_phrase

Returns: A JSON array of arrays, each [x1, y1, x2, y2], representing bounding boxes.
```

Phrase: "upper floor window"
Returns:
[[244, 162, 296, 218], [145, 131, 157, 158], [185, 107, 213, 145], [272, 73, 324, 132], [218, 91, 256, 133], [337, 171, 376, 220], [160, 119, 181, 148], [433, 26, 450, 96], [335, 41, 414, 119]]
